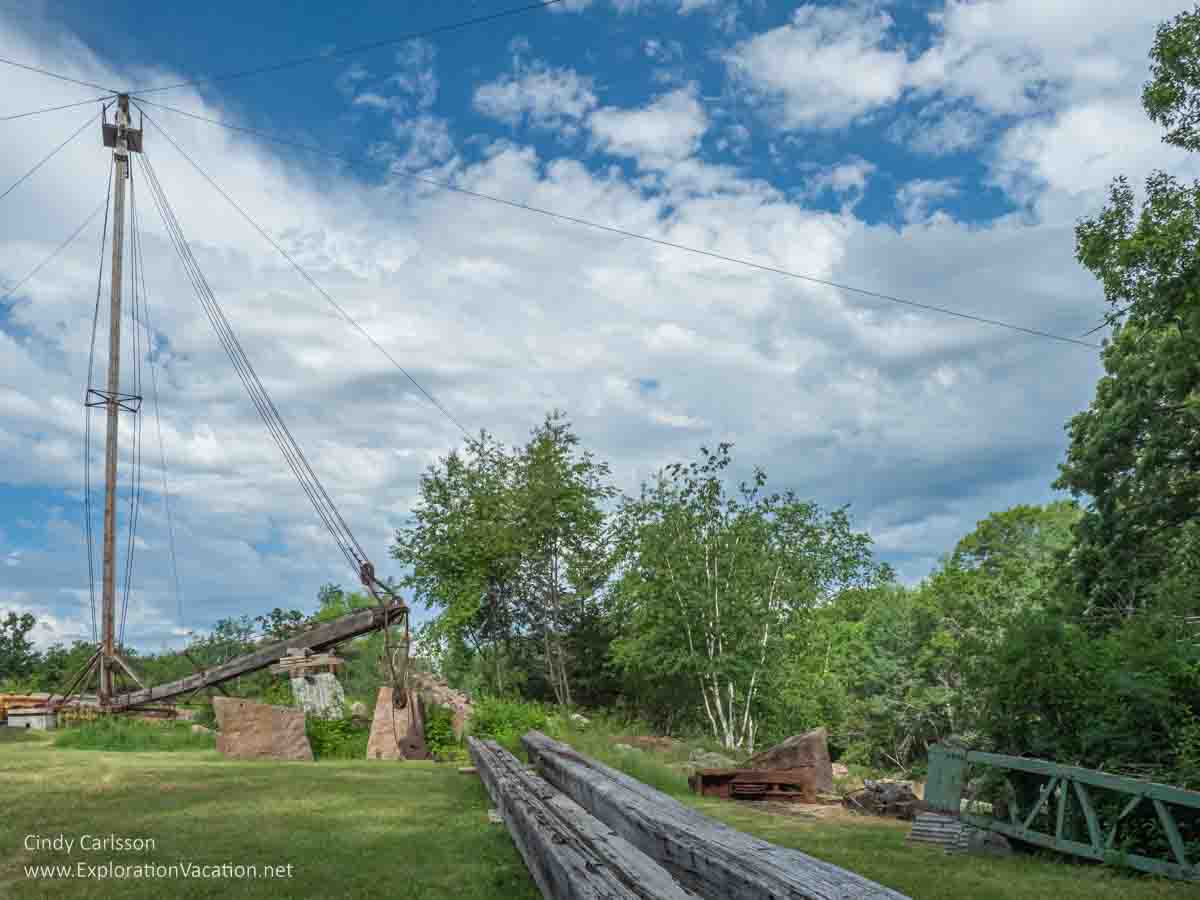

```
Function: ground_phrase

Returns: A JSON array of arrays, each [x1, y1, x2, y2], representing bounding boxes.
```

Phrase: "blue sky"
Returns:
[[2, 1, 1197, 649]]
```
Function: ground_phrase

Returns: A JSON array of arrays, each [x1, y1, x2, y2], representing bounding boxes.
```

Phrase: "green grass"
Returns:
[[690, 800, 1200, 900], [0, 739, 536, 900], [54, 719, 216, 753], [543, 720, 1200, 900], [4, 724, 1198, 900]]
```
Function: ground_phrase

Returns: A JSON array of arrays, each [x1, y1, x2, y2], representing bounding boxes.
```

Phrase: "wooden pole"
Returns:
[[99, 95, 130, 706]]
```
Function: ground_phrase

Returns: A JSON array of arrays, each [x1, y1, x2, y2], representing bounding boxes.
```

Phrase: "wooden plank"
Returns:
[[110, 601, 405, 710], [523, 731, 910, 900], [467, 738, 693, 900]]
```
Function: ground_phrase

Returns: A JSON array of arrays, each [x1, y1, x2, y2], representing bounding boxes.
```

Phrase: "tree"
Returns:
[[393, 412, 617, 706], [0, 612, 39, 683], [612, 444, 889, 753], [1056, 7, 1200, 613], [511, 412, 617, 707], [254, 608, 310, 640]]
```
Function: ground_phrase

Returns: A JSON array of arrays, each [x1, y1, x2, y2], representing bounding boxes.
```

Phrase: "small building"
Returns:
[[6, 707, 57, 730]]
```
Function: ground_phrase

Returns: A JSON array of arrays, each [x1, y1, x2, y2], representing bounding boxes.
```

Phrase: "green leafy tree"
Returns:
[[393, 412, 616, 706], [0, 612, 39, 682], [1057, 6, 1200, 611], [612, 444, 889, 753], [512, 412, 617, 706]]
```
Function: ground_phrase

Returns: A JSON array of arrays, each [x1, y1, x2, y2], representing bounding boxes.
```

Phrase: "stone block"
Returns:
[[212, 697, 312, 761], [743, 727, 834, 793], [366, 686, 429, 760]]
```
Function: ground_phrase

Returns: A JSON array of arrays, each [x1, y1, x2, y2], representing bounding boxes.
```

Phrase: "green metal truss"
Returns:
[[925, 744, 1199, 881]]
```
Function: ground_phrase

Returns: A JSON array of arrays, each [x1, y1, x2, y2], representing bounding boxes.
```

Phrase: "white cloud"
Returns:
[[890, 103, 988, 156], [474, 63, 597, 136], [896, 178, 961, 223], [725, 3, 910, 130], [588, 86, 708, 168], [0, 7, 1136, 656], [809, 158, 877, 201]]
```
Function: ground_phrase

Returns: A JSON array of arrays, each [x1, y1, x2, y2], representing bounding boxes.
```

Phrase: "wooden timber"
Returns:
[[107, 601, 406, 711], [523, 731, 910, 900], [467, 737, 692, 900]]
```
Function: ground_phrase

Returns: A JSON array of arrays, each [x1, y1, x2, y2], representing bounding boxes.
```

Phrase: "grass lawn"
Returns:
[[0, 733, 537, 900], [1, 730, 1197, 899]]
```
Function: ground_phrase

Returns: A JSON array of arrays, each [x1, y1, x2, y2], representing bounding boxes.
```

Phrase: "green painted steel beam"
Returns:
[[964, 750, 1200, 809], [963, 813, 1199, 882]]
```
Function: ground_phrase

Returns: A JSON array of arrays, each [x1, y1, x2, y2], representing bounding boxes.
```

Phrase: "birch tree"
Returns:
[[611, 444, 888, 753]]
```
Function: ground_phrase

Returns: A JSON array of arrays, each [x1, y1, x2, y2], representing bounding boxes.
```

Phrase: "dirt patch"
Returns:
[[738, 799, 858, 821]]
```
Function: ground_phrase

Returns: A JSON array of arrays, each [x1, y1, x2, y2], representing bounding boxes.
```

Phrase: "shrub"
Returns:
[[469, 697, 548, 752], [424, 705, 466, 762], [305, 714, 369, 760]]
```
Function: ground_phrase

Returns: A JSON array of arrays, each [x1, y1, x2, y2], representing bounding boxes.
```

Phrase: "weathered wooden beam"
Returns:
[[468, 738, 692, 900], [523, 731, 910, 900], [110, 602, 406, 710]]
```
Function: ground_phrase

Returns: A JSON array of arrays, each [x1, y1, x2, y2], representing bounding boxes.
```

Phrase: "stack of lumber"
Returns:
[[467, 737, 693, 900], [522, 730, 910, 900], [907, 811, 965, 852], [268, 650, 343, 676]]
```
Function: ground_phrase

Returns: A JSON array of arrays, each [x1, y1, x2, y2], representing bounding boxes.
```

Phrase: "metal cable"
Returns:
[[0, 95, 112, 122], [131, 166, 185, 627], [130, 1, 564, 95], [120, 164, 147, 647], [83, 160, 116, 644], [0, 56, 117, 93], [131, 99, 1101, 352], [0, 111, 99, 204], [138, 156, 358, 571], [137, 107, 471, 433], [136, 156, 356, 571], [137, 152, 366, 575]]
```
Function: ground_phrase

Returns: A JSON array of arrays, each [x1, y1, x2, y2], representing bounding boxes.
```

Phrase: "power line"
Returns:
[[0, 95, 112, 122], [0, 111, 100, 205], [138, 108, 472, 435], [131, 0, 564, 96], [0, 56, 118, 93], [1, 196, 108, 306], [133, 99, 1103, 351]]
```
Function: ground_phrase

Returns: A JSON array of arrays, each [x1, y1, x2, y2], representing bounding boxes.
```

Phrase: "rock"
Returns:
[[212, 697, 313, 761], [409, 671, 473, 740], [832, 762, 849, 779], [487, 809, 503, 824], [688, 749, 737, 769], [289, 672, 346, 720], [844, 779, 922, 820], [967, 828, 1013, 857], [190, 724, 212, 735], [570, 713, 590, 726], [366, 686, 429, 760], [743, 727, 834, 793], [350, 701, 367, 718], [613, 743, 638, 753], [173, 707, 197, 722]]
